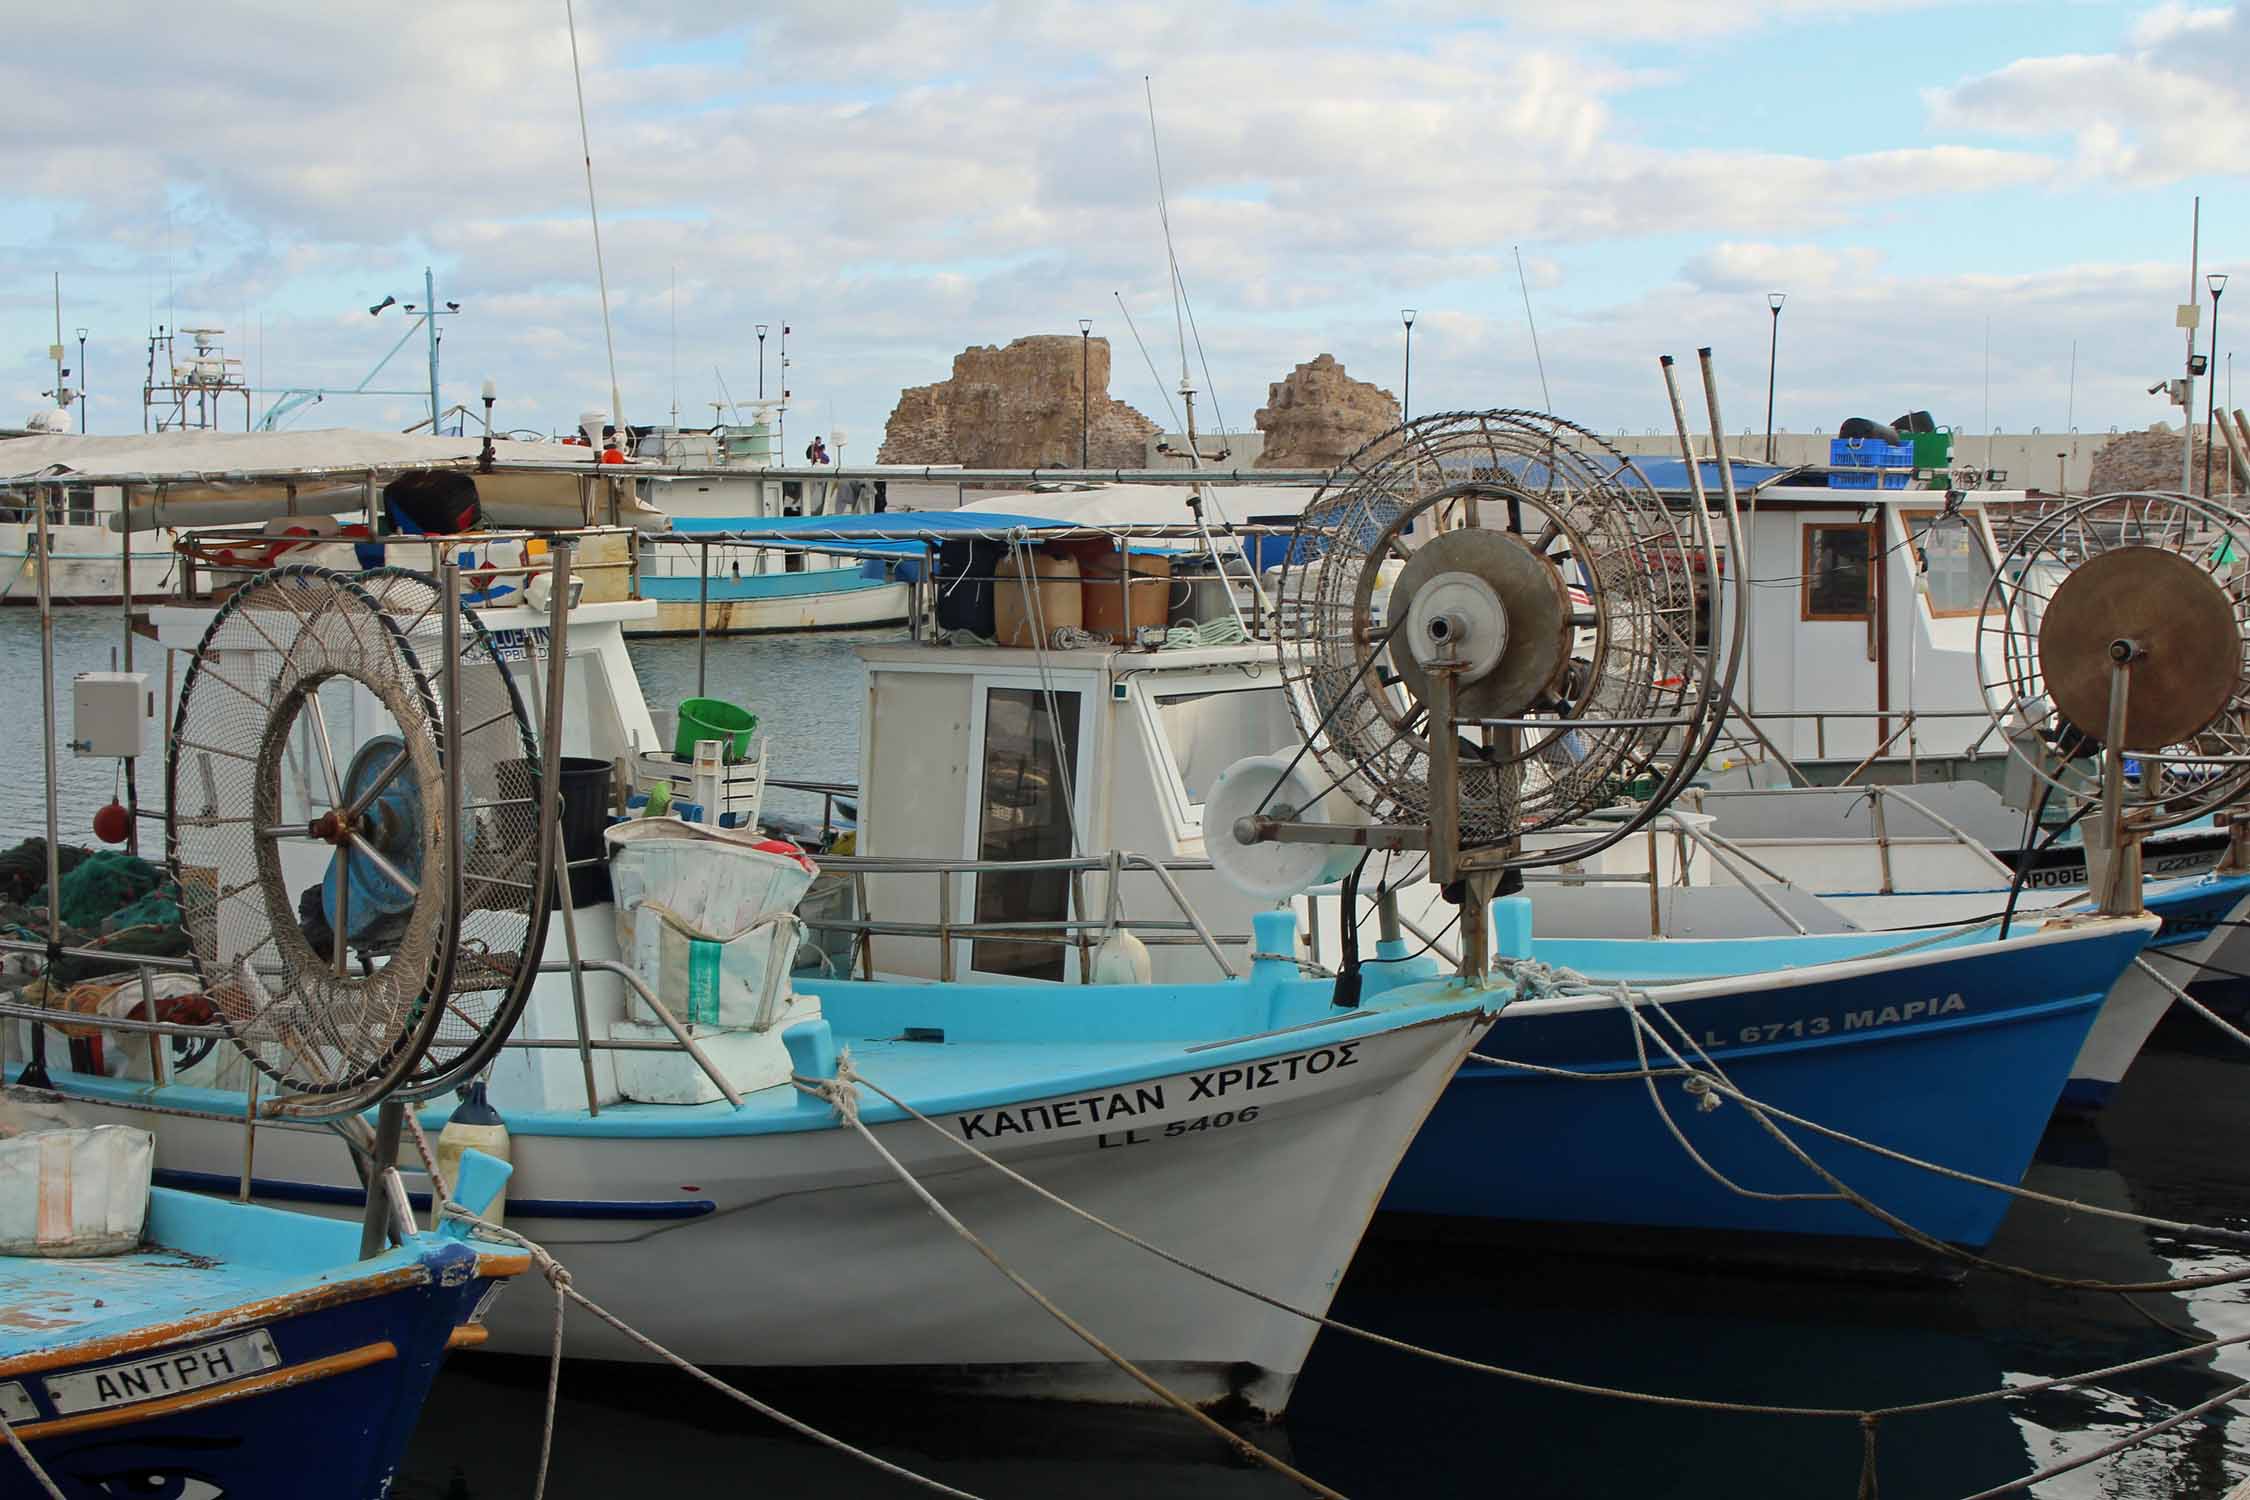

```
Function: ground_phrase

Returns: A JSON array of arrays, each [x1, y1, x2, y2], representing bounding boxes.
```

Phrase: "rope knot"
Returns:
[[1682, 1073, 1723, 1113], [794, 1046, 865, 1126]]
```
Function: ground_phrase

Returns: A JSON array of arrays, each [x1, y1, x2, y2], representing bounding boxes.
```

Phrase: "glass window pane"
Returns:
[[972, 688, 1081, 980], [1806, 527, 1870, 618], [1908, 511, 1993, 615], [1153, 688, 1295, 812]]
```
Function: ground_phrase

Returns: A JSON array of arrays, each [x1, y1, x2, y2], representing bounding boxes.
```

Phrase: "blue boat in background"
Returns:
[[0, 1150, 522, 1500], [1383, 910, 2156, 1254]]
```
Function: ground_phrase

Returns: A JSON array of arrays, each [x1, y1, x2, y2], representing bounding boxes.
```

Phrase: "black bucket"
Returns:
[[500, 757, 615, 907]]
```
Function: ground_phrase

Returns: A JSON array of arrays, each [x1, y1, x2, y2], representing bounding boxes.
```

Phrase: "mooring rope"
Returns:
[[793, 1054, 1349, 1500], [437, 1204, 991, 1500], [790, 1035, 2250, 1500], [2130, 953, 2250, 1055], [0, 1410, 63, 1500]]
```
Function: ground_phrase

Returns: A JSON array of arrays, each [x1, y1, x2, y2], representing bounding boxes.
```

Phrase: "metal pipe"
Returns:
[[574, 958, 743, 1108], [696, 538, 710, 696], [26, 489, 59, 1088], [1130, 854, 1239, 978], [358, 1099, 405, 1257], [535, 541, 595, 1115], [238, 1069, 260, 1203]]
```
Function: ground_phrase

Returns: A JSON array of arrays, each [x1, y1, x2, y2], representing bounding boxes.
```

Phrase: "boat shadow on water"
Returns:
[[397, 1037, 2250, 1499]]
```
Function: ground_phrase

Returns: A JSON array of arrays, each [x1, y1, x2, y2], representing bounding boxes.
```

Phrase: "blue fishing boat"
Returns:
[[0, 1150, 521, 1500], [1382, 910, 2156, 1251]]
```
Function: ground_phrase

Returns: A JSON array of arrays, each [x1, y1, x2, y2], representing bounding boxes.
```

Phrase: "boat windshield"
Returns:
[[1152, 687, 1296, 816]]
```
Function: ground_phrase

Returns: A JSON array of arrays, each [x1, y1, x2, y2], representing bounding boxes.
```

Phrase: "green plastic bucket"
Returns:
[[674, 697, 758, 761]]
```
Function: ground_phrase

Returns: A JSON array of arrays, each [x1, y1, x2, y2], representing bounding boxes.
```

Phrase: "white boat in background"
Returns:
[[631, 415, 913, 636], [0, 477, 178, 605]]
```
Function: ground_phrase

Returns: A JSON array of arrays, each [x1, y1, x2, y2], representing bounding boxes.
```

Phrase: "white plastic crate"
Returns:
[[634, 735, 768, 829]]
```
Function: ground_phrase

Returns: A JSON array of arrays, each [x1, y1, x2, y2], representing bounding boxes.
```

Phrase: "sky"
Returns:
[[5, 0, 2248, 455]]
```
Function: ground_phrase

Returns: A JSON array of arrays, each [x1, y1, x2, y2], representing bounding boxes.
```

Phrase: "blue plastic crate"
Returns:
[[1830, 437, 1915, 489]]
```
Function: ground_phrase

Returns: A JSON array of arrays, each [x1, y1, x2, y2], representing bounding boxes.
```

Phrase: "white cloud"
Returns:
[[1927, 3, 2250, 179], [0, 0, 2201, 448]]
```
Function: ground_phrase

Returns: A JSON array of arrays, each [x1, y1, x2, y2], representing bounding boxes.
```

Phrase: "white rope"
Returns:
[[793, 1056, 1348, 1500], [1469, 964, 2250, 1249], [436, 1200, 991, 1500], [1605, 986, 2250, 1286], [2131, 954, 2250, 1054], [823, 1062, 2242, 1403], [0, 1411, 63, 1500]]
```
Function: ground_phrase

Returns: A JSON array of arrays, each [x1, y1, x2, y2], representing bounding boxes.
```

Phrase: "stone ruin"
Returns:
[[877, 336, 1160, 468], [1253, 354, 1400, 471]]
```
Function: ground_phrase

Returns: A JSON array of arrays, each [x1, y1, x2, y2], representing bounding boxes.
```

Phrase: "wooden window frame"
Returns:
[[1800, 522, 1874, 622], [1900, 507, 1994, 619]]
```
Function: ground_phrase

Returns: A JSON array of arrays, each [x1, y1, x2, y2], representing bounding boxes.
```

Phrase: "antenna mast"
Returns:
[[565, 0, 626, 435]]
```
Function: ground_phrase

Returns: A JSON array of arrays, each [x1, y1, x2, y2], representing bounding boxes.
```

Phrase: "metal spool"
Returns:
[[348, 567, 546, 1098], [166, 566, 548, 1118], [1271, 409, 1734, 870], [1976, 491, 2250, 829]]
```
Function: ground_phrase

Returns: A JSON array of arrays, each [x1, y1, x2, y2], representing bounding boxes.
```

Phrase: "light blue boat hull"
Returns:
[[1383, 921, 2150, 1250]]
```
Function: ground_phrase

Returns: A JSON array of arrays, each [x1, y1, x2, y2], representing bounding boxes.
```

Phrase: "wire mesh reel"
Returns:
[[1976, 491, 2250, 833], [166, 565, 546, 1118], [1269, 410, 1732, 874]]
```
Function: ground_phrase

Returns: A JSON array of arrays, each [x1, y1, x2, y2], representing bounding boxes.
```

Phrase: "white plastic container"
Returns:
[[605, 820, 818, 1030], [0, 1125, 152, 1258]]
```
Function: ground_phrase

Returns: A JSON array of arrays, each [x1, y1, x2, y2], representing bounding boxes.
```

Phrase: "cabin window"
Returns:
[[1802, 524, 1872, 621], [972, 687, 1083, 981], [1152, 688, 1295, 817], [1902, 508, 1993, 617]]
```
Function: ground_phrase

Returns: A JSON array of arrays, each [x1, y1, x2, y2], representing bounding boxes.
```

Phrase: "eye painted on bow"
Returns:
[[85, 1471, 226, 1500]]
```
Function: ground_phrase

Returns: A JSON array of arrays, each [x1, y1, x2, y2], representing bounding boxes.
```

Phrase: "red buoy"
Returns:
[[92, 801, 130, 845]]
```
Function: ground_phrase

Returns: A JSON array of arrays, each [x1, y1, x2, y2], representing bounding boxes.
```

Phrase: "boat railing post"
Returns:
[[577, 958, 742, 1108], [25, 486, 60, 1090], [1646, 827, 1662, 936], [533, 541, 596, 1116], [1070, 863, 1095, 983], [937, 867, 957, 982], [358, 1099, 405, 1257], [851, 868, 875, 978], [1133, 854, 1238, 979], [1868, 784, 1895, 894], [239, 1068, 260, 1203], [696, 539, 710, 696]]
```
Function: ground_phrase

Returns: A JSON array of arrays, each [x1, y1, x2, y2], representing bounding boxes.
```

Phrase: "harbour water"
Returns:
[[4, 611, 2245, 1497]]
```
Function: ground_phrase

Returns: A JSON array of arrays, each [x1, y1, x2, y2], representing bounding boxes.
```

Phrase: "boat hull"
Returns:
[[0, 521, 178, 605], [1384, 922, 2146, 1251], [2060, 877, 2250, 1111], [5, 1231, 514, 1500], [56, 1010, 1483, 1417], [626, 568, 909, 636]]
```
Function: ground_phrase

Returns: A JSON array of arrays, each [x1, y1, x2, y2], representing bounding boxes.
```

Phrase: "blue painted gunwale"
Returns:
[[0, 1185, 521, 1499], [637, 565, 896, 602], [1385, 915, 2157, 1247], [32, 965, 1502, 1143]]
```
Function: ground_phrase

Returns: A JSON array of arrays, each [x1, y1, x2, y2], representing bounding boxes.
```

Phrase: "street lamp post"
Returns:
[[1765, 292, 1786, 463], [1078, 318, 1093, 468], [756, 324, 768, 400], [2207, 273, 2229, 496], [1401, 309, 1417, 424], [74, 328, 87, 433]]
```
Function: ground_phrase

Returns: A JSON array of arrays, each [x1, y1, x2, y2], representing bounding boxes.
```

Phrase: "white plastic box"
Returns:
[[0, 1125, 153, 1257], [71, 672, 150, 759]]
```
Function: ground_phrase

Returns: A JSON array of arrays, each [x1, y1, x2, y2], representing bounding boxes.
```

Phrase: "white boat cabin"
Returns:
[[1707, 476, 2023, 778]]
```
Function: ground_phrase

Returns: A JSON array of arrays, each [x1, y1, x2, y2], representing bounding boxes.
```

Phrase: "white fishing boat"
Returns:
[[0, 444, 1510, 1415]]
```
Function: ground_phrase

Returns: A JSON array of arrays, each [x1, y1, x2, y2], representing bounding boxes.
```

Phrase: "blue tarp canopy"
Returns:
[[1607, 457, 1798, 493]]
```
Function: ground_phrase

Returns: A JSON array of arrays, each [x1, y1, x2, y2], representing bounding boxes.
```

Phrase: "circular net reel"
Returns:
[[166, 566, 546, 1118], [350, 567, 545, 1097], [1273, 410, 1730, 868], [1976, 491, 2250, 830]]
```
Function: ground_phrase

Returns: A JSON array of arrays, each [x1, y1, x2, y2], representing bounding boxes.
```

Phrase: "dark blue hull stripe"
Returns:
[[152, 1167, 716, 1221]]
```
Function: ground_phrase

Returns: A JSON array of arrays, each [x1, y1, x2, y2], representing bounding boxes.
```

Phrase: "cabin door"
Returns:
[[1790, 516, 1887, 762], [960, 681, 1094, 983]]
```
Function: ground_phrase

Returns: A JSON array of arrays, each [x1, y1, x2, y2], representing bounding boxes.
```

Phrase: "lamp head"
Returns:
[[446, 301, 461, 312], [369, 295, 396, 316], [756, 324, 768, 338], [1768, 292, 1787, 312], [480, 378, 497, 403], [1079, 318, 1092, 334], [74, 327, 86, 341], [2213, 273, 2230, 297], [1401, 308, 1417, 327]]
